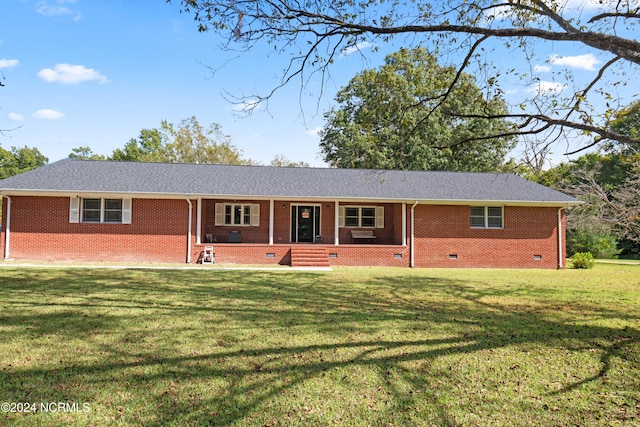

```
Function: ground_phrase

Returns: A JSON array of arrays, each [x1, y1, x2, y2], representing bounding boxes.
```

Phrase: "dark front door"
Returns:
[[291, 205, 320, 243]]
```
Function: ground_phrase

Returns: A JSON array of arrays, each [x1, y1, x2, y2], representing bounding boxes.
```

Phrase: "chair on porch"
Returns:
[[202, 246, 215, 264]]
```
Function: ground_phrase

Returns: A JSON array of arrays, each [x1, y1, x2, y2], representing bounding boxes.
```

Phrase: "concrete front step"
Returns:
[[290, 246, 330, 267]]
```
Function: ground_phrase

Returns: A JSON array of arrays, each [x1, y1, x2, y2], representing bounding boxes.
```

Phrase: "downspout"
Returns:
[[558, 207, 565, 269], [410, 201, 418, 268], [186, 199, 193, 264], [3, 196, 10, 260]]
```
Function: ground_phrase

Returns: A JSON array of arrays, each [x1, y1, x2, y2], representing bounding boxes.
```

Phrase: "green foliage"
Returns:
[[320, 47, 517, 171], [567, 228, 621, 259], [530, 148, 639, 256], [270, 154, 310, 167], [570, 252, 596, 269], [110, 128, 168, 162], [110, 116, 253, 165], [68, 146, 106, 160], [0, 145, 48, 179], [608, 100, 640, 155]]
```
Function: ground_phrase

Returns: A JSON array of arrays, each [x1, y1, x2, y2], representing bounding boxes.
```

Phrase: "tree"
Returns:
[[171, 0, 640, 154], [270, 154, 310, 167], [110, 116, 254, 165], [534, 150, 639, 256], [161, 116, 253, 164], [0, 146, 48, 179], [607, 100, 640, 155], [68, 146, 106, 160], [320, 48, 516, 171], [111, 128, 167, 162], [568, 158, 639, 253]]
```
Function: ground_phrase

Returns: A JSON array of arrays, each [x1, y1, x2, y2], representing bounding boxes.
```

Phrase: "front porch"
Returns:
[[192, 243, 410, 267], [190, 199, 411, 267], [196, 199, 409, 247]]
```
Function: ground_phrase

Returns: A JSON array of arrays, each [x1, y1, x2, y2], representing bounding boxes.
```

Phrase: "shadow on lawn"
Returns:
[[0, 268, 638, 426]]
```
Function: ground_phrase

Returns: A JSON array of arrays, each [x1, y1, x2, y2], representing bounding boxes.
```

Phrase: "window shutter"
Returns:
[[376, 206, 385, 228], [338, 206, 345, 228], [69, 197, 80, 223], [214, 203, 224, 226], [122, 198, 132, 224], [251, 204, 260, 226]]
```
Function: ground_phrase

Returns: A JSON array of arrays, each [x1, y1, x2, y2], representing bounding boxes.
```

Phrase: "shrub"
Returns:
[[567, 228, 621, 259], [570, 252, 596, 269]]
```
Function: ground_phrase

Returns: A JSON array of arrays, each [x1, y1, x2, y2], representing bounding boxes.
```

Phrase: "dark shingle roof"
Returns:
[[0, 159, 579, 204]]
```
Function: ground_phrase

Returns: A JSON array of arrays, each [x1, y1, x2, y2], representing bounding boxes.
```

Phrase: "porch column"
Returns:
[[334, 200, 339, 245], [402, 203, 407, 246], [269, 199, 274, 245], [196, 198, 202, 244]]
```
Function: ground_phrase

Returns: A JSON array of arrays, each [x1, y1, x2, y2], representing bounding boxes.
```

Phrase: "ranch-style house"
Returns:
[[0, 159, 580, 268]]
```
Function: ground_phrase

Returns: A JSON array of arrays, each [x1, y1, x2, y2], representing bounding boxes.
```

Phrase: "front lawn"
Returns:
[[0, 265, 638, 426]]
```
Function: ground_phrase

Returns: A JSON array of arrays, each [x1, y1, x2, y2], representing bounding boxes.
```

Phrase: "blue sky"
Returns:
[[2, 0, 636, 168], [2, 0, 369, 166]]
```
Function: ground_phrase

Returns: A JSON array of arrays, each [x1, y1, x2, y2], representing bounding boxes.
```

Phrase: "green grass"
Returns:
[[1, 265, 639, 426]]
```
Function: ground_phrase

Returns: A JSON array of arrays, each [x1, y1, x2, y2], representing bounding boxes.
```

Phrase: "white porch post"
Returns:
[[196, 198, 202, 244], [269, 199, 274, 245], [410, 201, 418, 268], [186, 199, 193, 263], [402, 203, 407, 246], [334, 200, 339, 245]]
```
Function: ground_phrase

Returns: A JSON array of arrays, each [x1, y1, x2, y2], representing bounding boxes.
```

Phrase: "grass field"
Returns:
[[0, 264, 638, 426]]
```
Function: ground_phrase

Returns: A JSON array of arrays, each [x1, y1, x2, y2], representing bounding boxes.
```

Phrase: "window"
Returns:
[[214, 203, 260, 226], [344, 207, 359, 227], [82, 198, 101, 222], [104, 199, 123, 223], [70, 197, 131, 224], [224, 204, 252, 226], [339, 206, 384, 228], [470, 206, 503, 228]]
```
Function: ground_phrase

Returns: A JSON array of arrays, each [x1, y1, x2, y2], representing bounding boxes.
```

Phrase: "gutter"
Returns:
[[558, 207, 565, 269], [186, 199, 193, 263], [3, 196, 10, 260], [410, 201, 418, 268]]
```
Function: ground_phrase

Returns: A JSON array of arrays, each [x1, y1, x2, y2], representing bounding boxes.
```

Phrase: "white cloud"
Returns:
[[0, 59, 19, 69], [340, 41, 374, 58], [485, 0, 602, 21], [37, 63, 109, 84], [230, 99, 261, 112], [533, 64, 551, 73], [33, 109, 65, 119], [483, 4, 513, 21], [549, 53, 601, 71], [305, 127, 323, 137], [526, 81, 567, 95], [564, 0, 603, 11], [36, 0, 82, 20], [8, 113, 25, 121]]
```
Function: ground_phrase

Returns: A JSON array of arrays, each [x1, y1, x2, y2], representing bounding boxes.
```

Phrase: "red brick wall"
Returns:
[[203, 199, 271, 244], [1, 196, 193, 263], [1, 196, 566, 268], [337, 203, 397, 244], [412, 205, 565, 268]]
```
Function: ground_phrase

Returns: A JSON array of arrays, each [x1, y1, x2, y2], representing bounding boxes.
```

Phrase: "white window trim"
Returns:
[[339, 205, 384, 228], [214, 203, 260, 227], [470, 206, 503, 229], [70, 197, 131, 224]]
